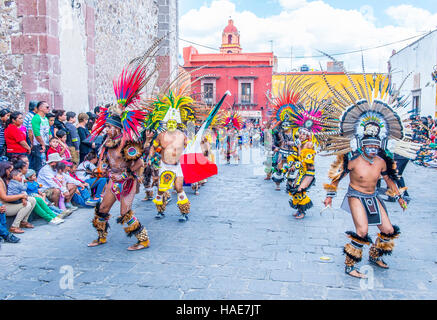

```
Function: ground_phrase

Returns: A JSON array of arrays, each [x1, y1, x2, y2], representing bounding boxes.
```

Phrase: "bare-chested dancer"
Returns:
[[150, 118, 190, 222], [88, 115, 150, 251], [323, 136, 407, 278]]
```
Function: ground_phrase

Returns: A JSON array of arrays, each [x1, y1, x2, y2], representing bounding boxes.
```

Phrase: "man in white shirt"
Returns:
[[37, 153, 80, 211]]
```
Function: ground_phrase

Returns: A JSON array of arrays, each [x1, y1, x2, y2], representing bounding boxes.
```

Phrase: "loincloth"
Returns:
[[340, 185, 387, 226]]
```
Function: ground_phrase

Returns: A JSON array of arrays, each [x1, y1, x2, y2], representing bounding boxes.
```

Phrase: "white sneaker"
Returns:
[[58, 209, 73, 219], [49, 217, 63, 225], [66, 204, 78, 211]]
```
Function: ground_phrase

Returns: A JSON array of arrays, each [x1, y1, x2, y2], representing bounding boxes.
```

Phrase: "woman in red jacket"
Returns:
[[4, 112, 31, 161]]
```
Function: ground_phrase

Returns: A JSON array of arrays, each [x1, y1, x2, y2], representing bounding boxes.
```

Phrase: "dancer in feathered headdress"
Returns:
[[220, 110, 243, 164], [267, 77, 338, 219], [145, 72, 199, 222], [320, 53, 420, 278], [87, 38, 164, 251]]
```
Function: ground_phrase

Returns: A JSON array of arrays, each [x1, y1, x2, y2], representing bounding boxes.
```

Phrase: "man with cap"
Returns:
[[37, 152, 78, 212]]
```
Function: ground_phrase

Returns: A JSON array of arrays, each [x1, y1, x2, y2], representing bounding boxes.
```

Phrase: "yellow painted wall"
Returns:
[[272, 73, 387, 100]]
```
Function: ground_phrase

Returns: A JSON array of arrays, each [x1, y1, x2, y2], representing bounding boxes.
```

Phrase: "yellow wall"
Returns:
[[272, 73, 387, 100]]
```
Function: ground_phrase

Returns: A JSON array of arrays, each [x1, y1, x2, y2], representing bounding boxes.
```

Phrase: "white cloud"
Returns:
[[386, 4, 437, 30], [278, 0, 307, 10], [179, 0, 434, 72]]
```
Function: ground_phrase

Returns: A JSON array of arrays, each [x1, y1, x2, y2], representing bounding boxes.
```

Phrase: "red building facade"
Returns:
[[182, 19, 276, 122]]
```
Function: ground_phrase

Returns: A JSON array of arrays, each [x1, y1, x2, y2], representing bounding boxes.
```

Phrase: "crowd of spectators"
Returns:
[[410, 115, 437, 168], [0, 102, 107, 244]]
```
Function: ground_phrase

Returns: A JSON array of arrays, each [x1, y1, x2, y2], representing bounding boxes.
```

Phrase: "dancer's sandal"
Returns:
[[369, 256, 389, 269], [127, 240, 150, 251], [345, 265, 367, 279], [87, 238, 107, 247], [155, 212, 165, 219], [295, 212, 305, 219]]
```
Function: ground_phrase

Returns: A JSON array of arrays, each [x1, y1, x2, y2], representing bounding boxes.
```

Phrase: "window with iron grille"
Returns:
[[241, 83, 251, 104], [203, 83, 214, 105]]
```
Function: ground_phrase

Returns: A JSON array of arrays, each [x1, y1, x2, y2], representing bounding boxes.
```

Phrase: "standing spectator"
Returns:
[[65, 111, 80, 164], [30, 101, 51, 173], [52, 109, 68, 137], [46, 112, 55, 138], [86, 112, 96, 131], [0, 161, 36, 234], [4, 111, 32, 161], [94, 106, 101, 118], [77, 113, 95, 163], [0, 108, 11, 157], [23, 101, 38, 147]]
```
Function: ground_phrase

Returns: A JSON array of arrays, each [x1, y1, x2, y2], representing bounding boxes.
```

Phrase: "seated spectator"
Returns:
[[0, 108, 11, 157], [0, 161, 36, 234], [76, 151, 107, 203], [4, 111, 31, 161], [8, 169, 64, 225], [62, 161, 94, 207], [77, 113, 94, 163], [37, 153, 79, 212], [25, 169, 66, 217], [65, 112, 80, 164], [0, 200, 20, 243]]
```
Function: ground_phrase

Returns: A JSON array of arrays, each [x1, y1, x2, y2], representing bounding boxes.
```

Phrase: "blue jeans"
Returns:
[[86, 178, 107, 199], [72, 187, 92, 207], [0, 212, 10, 239]]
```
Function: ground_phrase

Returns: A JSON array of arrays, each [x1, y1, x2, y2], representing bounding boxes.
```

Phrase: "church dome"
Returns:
[[223, 19, 238, 33]]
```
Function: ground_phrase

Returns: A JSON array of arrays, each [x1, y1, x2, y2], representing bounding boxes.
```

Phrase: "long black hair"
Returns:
[[5, 111, 22, 128], [0, 161, 13, 181]]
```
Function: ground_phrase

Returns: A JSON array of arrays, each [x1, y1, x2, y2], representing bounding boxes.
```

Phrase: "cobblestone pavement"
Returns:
[[1, 146, 437, 300]]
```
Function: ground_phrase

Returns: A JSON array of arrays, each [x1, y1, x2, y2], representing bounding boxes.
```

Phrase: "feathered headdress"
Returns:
[[268, 76, 339, 145], [145, 83, 196, 131], [318, 52, 420, 159], [316, 53, 419, 158], [91, 37, 164, 141], [220, 110, 243, 130]]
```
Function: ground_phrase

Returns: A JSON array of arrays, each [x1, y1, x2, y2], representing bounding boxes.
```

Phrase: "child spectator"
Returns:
[[7, 170, 28, 205], [7, 169, 64, 225], [47, 133, 71, 162], [52, 161, 68, 210], [25, 169, 68, 217], [65, 161, 94, 207], [65, 112, 80, 164], [76, 151, 107, 203]]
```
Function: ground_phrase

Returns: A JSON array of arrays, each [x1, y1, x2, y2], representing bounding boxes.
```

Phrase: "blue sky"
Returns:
[[180, 0, 436, 26], [179, 0, 437, 72]]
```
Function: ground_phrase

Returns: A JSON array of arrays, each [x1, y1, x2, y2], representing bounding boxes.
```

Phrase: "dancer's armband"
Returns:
[[324, 183, 337, 198], [326, 191, 337, 198]]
